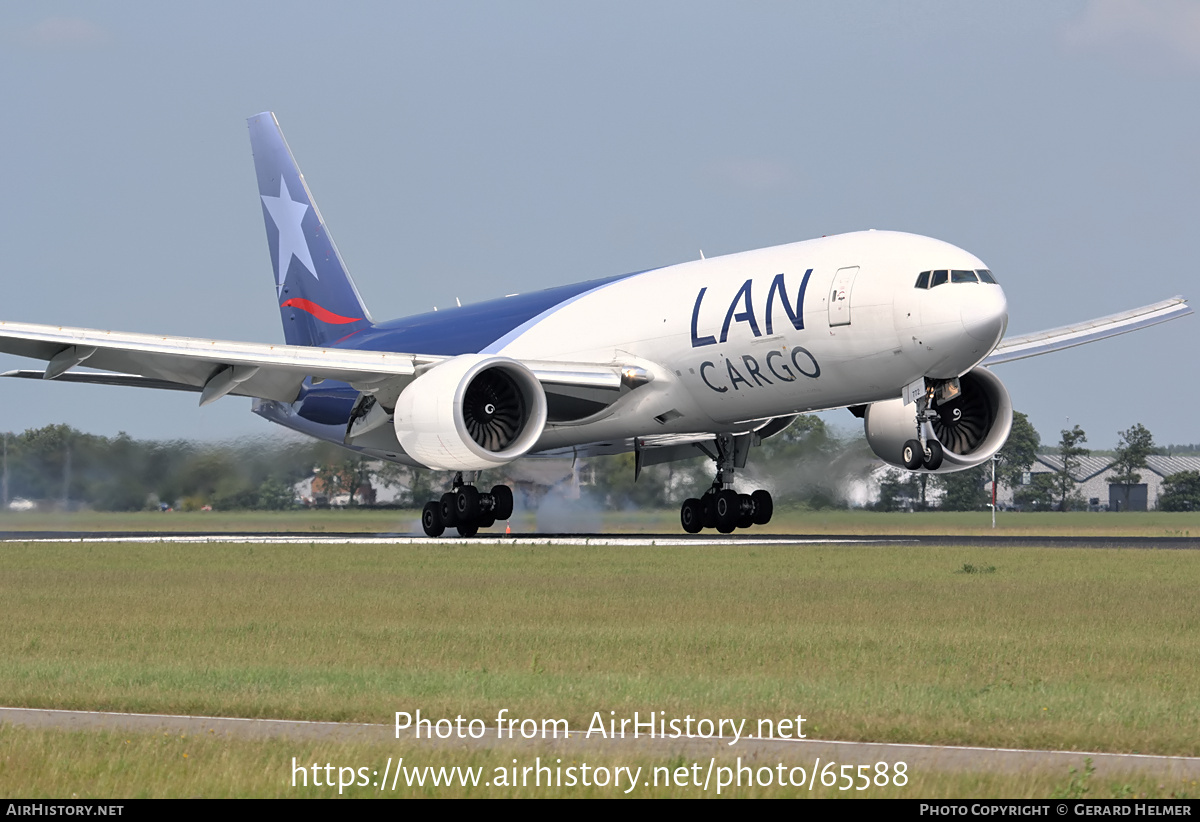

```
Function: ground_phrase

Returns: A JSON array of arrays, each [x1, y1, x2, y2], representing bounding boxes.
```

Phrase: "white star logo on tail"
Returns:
[[261, 176, 318, 293]]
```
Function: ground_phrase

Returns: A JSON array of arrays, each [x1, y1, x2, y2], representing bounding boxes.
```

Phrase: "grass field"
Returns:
[[2, 507, 1199, 536], [2, 725, 1194, 798], [2, 536, 1197, 797]]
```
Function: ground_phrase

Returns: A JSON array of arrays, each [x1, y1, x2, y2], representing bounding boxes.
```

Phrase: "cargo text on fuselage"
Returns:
[[688, 269, 820, 395]]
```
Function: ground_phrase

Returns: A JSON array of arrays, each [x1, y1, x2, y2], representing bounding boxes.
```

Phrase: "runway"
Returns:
[[0, 531, 891, 546], [2, 707, 1197, 780], [1, 531, 1199, 548]]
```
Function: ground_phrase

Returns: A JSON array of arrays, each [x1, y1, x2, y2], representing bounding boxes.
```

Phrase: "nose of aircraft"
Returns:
[[961, 286, 1008, 347]]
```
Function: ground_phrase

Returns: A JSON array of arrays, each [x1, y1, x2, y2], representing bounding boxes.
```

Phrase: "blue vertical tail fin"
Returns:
[[248, 112, 373, 347]]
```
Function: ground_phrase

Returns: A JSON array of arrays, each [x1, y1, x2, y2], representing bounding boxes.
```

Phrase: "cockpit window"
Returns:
[[916, 268, 998, 289]]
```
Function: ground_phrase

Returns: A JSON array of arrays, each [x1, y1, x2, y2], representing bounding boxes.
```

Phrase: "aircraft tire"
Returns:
[[456, 486, 481, 520], [751, 489, 773, 525], [457, 522, 479, 537], [440, 493, 458, 527], [902, 439, 924, 470], [923, 440, 944, 471], [491, 485, 514, 520], [736, 494, 754, 528], [680, 498, 703, 533], [479, 514, 495, 529], [421, 501, 445, 538], [701, 495, 717, 529], [715, 489, 739, 533]]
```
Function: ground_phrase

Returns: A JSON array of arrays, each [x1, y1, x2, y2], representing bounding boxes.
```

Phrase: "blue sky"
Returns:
[[1, 1, 1197, 450]]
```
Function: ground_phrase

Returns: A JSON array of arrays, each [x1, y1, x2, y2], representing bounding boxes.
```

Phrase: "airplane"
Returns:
[[0, 113, 1190, 536]]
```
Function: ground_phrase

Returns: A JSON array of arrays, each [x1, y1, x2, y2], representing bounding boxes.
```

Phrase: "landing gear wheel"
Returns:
[[902, 439, 924, 470], [479, 514, 495, 529], [923, 440, 944, 471], [751, 489, 773, 525], [456, 523, 479, 537], [737, 504, 754, 529], [701, 494, 717, 529], [681, 498, 703, 534], [439, 492, 457, 527], [456, 485, 481, 520], [715, 489, 739, 534], [421, 501, 445, 537], [490, 485, 514, 521]]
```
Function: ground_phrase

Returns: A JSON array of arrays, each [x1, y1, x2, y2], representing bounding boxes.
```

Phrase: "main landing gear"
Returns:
[[421, 472, 514, 537], [679, 433, 774, 534]]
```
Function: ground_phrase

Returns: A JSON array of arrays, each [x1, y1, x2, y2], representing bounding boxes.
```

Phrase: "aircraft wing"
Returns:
[[0, 321, 632, 405], [982, 297, 1191, 366]]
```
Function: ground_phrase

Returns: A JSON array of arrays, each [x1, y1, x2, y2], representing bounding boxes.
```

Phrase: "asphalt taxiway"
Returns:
[[2, 707, 1198, 780]]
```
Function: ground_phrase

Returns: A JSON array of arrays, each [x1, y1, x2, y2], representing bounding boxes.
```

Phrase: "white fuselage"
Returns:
[[493, 230, 1008, 452]]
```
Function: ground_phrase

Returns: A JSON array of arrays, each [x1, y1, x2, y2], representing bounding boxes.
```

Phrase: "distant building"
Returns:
[[294, 466, 391, 507], [998, 455, 1200, 510]]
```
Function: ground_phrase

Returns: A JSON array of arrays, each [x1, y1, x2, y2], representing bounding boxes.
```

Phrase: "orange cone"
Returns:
[[505, 521, 511, 535]]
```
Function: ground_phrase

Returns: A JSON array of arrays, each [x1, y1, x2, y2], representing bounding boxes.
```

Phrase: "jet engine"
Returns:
[[393, 354, 548, 470], [863, 367, 1013, 472]]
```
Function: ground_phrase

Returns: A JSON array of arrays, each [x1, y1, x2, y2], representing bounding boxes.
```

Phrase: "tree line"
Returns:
[[1, 417, 1198, 512], [0, 425, 345, 511], [0, 417, 872, 513]]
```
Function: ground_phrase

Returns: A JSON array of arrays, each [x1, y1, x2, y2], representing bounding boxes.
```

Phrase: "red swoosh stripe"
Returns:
[[281, 298, 363, 324]]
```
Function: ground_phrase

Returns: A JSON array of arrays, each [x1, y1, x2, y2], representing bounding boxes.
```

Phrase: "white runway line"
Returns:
[[0, 534, 902, 546]]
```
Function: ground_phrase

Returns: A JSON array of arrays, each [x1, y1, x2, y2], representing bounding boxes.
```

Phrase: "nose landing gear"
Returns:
[[903, 383, 947, 471], [902, 438, 943, 470]]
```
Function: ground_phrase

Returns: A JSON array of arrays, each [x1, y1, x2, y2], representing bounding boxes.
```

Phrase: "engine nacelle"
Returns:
[[394, 354, 548, 470], [864, 368, 1013, 473]]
